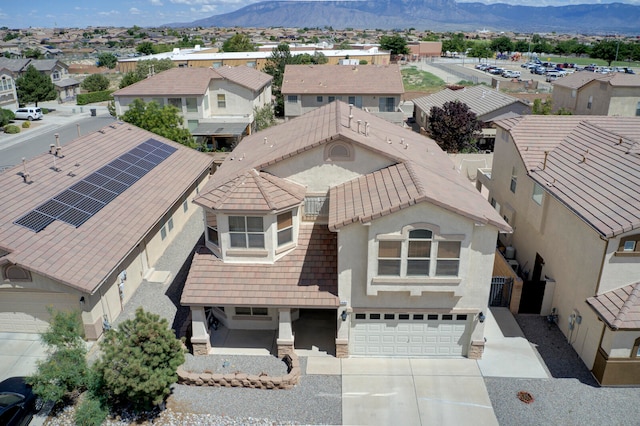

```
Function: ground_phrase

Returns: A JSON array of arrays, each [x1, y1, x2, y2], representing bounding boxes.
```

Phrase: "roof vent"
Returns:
[[365, 121, 370, 137], [54, 133, 63, 157], [21, 158, 30, 183]]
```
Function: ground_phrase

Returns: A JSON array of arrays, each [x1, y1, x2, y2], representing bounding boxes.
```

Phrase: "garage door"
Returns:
[[0, 290, 79, 333], [350, 312, 471, 357]]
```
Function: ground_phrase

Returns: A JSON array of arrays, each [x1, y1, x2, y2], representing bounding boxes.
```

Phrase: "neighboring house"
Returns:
[[552, 72, 640, 116], [55, 77, 81, 103], [480, 115, 640, 385], [413, 86, 531, 151], [0, 68, 18, 111], [113, 66, 272, 151], [0, 58, 73, 103], [182, 101, 511, 359], [280, 64, 405, 121], [0, 122, 212, 340]]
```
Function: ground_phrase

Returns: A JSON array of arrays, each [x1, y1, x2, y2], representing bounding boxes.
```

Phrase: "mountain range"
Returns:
[[167, 0, 640, 34]]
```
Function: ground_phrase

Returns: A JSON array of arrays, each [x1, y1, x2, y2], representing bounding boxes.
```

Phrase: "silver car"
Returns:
[[14, 107, 43, 121]]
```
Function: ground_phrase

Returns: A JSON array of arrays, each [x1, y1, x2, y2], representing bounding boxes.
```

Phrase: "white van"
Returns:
[[14, 107, 43, 121]]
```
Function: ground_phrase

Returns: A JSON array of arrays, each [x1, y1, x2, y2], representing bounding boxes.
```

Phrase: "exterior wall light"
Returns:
[[341, 310, 348, 321], [478, 311, 486, 323]]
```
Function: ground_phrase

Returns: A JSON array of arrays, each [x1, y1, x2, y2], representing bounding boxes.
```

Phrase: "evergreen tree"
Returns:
[[97, 52, 118, 69], [15, 64, 56, 106], [81, 74, 110, 92], [94, 308, 185, 412], [221, 33, 255, 52]]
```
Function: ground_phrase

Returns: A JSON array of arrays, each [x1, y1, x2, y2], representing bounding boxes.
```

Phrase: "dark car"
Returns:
[[0, 377, 36, 426]]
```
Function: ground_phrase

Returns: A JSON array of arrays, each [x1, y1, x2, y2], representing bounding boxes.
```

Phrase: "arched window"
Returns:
[[324, 142, 353, 161], [3, 265, 31, 281], [632, 337, 640, 358]]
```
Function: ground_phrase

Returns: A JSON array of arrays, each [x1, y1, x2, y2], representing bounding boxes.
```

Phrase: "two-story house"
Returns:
[[482, 115, 640, 385], [0, 123, 212, 340], [113, 66, 272, 151], [181, 101, 511, 359], [413, 86, 531, 151], [0, 58, 78, 103], [552, 72, 640, 116], [280, 64, 404, 120], [0, 68, 18, 111]]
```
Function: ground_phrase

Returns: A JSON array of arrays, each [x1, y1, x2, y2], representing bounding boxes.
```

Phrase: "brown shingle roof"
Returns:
[[113, 66, 272, 97], [0, 122, 213, 294], [553, 72, 640, 90], [587, 282, 640, 330], [495, 115, 640, 238], [199, 101, 510, 233], [195, 169, 305, 212], [181, 224, 339, 307], [281, 64, 404, 95]]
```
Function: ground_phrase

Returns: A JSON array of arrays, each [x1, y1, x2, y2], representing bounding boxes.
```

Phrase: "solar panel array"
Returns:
[[15, 138, 177, 233]]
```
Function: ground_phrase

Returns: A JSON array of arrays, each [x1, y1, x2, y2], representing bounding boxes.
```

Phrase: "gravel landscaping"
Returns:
[[486, 314, 640, 426]]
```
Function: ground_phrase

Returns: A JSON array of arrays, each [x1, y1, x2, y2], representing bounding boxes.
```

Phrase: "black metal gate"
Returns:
[[489, 277, 513, 307]]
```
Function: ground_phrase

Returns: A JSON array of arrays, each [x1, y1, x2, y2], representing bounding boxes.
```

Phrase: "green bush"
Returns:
[[77, 90, 113, 105], [82, 74, 110, 92], [4, 124, 20, 133], [75, 395, 108, 426], [0, 108, 15, 126], [41, 108, 49, 114], [22, 121, 30, 128]]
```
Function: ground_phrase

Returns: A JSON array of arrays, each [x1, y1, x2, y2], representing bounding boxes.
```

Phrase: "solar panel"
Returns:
[[14, 138, 177, 232]]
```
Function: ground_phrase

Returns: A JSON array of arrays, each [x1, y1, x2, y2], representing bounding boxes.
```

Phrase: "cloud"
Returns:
[[149, 0, 163, 5], [171, 0, 214, 4], [98, 10, 121, 16], [129, 7, 141, 14]]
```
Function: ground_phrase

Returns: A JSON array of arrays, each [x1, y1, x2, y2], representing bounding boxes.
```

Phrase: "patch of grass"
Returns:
[[401, 66, 446, 92]]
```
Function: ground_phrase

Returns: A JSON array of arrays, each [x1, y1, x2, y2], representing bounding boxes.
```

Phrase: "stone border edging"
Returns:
[[177, 353, 300, 390]]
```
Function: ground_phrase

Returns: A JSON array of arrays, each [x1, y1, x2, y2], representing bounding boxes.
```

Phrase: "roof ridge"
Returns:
[[402, 161, 426, 196], [251, 169, 277, 211], [612, 283, 640, 328], [215, 171, 249, 209]]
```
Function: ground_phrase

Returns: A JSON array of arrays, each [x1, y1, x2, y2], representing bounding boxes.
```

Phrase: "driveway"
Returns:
[[0, 332, 48, 382]]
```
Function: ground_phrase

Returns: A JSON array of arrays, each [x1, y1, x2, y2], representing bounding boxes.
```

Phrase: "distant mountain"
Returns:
[[166, 0, 640, 34]]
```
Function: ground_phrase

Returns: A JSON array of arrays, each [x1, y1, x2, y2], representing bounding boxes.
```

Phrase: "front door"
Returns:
[[519, 253, 546, 314]]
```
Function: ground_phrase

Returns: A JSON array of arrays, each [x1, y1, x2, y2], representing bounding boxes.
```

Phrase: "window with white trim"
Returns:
[[587, 95, 593, 109], [617, 234, 640, 256], [229, 216, 264, 248], [287, 95, 298, 103], [168, 98, 181, 108], [377, 229, 461, 277], [277, 211, 293, 246], [510, 167, 517, 193], [217, 94, 226, 108], [235, 307, 268, 316], [532, 182, 544, 205], [206, 211, 218, 246]]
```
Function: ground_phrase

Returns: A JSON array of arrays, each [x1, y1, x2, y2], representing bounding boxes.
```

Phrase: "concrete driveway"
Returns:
[[0, 332, 49, 381]]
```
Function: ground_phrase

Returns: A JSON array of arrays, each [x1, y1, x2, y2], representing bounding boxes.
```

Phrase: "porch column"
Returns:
[[190, 307, 211, 356], [336, 308, 350, 358], [276, 308, 295, 358]]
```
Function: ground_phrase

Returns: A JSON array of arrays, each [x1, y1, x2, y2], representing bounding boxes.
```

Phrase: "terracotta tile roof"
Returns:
[[0, 122, 213, 294], [281, 64, 404, 95], [587, 282, 640, 330], [197, 101, 510, 233], [413, 86, 528, 120], [554, 72, 640, 90], [181, 224, 339, 307], [496, 115, 640, 238], [113, 66, 272, 97], [195, 169, 306, 212]]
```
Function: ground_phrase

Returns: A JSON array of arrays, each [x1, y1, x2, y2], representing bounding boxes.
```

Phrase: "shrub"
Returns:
[[77, 90, 113, 105], [22, 121, 30, 128], [359, 60, 368, 65], [41, 108, 49, 114], [4, 124, 20, 133], [0, 108, 14, 126], [81, 74, 110, 92], [75, 395, 108, 426]]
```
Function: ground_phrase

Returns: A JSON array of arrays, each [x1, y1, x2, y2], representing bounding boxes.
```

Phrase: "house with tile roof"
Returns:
[[280, 64, 405, 121], [113, 66, 272, 152], [0, 69, 18, 111], [551, 72, 640, 116], [0, 58, 77, 103], [480, 115, 640, 385], [413, 86, 531, 151], [0, 122, 213, 340], [182, 100, 511, 359]]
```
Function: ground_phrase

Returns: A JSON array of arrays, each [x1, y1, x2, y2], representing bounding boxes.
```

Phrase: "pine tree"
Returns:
[[15, 64, 57, 106]]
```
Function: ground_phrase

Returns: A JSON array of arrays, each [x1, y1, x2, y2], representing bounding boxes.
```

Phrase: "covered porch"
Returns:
[[192, 122, 250, 152]]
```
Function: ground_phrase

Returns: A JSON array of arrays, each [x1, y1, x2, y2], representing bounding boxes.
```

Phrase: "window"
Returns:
[[587, 95, 593, 109], [206, 211, 218, 246], [456, 314, 468, 320], [186, 97, 197, 112], [183, 199, 189, 213], [436, 241, 461, 276], [442, 314, 453, 320], [510, 167, 517, 193], [413, 314, 424, 320], [617, 235, 640, 256], [377, 228, 461, 277], [317, 96, 323, 103], [217, 94, 226, 108], [204, 94, 209, 110], [160, 225, 167, 240], [52, 70, 60, 80], [632, 337, 640, 358], [355, 313, 366, 320], [229, 216, 264, 248], [287, 95, 298, 103], [168, 98, 182, 108], [235, 307, 268, 316], [398, 314, 410, 320], [427, 314, 438, 320], [325, 142, 353, 161], [168, 218, 174, 232], [571, 89, 577, 98], [187, 120, 199, 132], [3, 265, 31, 281], [532, 182, 544, 205], [370, 313, 381, 320], [348, 96, 362, 108], [212, 61, 222, 68], [636, 102, 640, 117], [379, 97, 395, 112], [277, 211, 293, 246], [246, 61, 256, 68], [328, 96, 336, 103]]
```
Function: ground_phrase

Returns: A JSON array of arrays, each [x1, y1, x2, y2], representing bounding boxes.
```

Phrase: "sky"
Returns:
[[0, 0, 639, 29]]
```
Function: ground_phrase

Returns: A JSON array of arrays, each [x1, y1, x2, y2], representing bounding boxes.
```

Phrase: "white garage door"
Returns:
[[0, 290, 79, 333], [351, 312, 471, 357]]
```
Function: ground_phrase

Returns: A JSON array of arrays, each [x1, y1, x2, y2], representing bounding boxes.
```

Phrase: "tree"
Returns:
[[94, 308, 185, 412], [97, 52, 117, 69], [254, 104, 276, 131], [15, 64, 57, 106], [263, 43, 294, 116], [533, 98, 572, 115], [26, 309, 88, 404], [221, 33, 255, 52], [590, 40, 620, 66], [119, 72, 141, 89], [119, 58, 175, 89], [379, 34, 410, 57], [81, 74, 110, 92], [442, 33, 466, 54], [467, 42, 493, 62], [23, 48, 44, 59], [490, 36, 513, 53], [136, 41, 155, 56], [428, 100, 482, 153], [120, 99, 196, 148]]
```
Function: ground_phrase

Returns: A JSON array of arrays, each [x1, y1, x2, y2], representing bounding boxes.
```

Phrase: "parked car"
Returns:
[[14, 107, 42, 121], [532, 66, 546, 75], [0, 377, 36, 426], [489, 67, 504, 75], [502, 70, 521, 78]]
